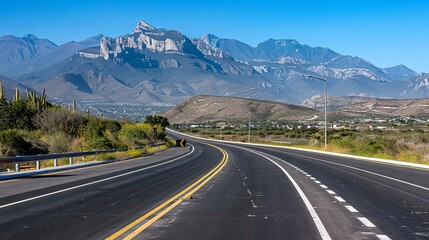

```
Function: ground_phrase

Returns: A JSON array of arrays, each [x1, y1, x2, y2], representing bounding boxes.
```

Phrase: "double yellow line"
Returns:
[[106, 144, 228, 240]]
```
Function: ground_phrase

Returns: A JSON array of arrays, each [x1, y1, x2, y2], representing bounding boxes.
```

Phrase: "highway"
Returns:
[[0, 132, 428, 239]]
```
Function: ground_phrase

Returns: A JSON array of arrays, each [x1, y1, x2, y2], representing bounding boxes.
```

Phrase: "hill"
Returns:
[[338, 98, 429, 117], [161, 95, 318, 123]]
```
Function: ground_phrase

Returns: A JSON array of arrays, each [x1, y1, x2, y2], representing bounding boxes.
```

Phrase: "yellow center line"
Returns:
[[106, 144, 228, 240]]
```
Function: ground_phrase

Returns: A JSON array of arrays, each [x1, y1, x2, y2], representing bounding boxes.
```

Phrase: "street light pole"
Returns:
[[304, 75, 328, 149], [248, 105, 251, 143]]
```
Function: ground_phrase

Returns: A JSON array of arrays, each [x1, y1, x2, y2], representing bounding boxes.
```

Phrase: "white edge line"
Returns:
[[234, 147, 331, 240], [0, 145, 195, 209]]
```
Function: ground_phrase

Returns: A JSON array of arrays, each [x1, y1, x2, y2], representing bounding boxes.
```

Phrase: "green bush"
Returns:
[[0, 129, 48, 156], [0, 100, 35, 131], [96, 152, 117, 161], [80, 118, 123, 150], [119, 123, 166, 148]]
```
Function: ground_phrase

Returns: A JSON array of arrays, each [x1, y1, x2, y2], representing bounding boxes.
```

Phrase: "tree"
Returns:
[[144, 115, 170, 128]]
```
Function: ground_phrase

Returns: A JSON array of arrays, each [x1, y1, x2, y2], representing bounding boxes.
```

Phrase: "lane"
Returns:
[[0, 147, 191, 198], [139, 140, 325, 240], [167, 130, 429, 239], [240, 144, 429, 239], [0, 142, 222, 239]]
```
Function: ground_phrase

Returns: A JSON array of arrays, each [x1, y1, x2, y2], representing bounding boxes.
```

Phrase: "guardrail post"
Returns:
[[69, 157, 73, 165], [36, 161, 40, 170], [15, 163, 20, 172], [54, 159, 58, 167]]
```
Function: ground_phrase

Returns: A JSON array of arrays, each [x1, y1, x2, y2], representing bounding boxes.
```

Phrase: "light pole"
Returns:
[[248, 105, 251, 143], [304, 75, 328, 149]]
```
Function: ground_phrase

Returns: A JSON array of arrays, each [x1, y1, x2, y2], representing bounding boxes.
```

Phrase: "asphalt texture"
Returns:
[[0, 143, 221, 239], [244, 144, 429, 239], [2, 131, 429, 239], [141, 142, 322, 240]]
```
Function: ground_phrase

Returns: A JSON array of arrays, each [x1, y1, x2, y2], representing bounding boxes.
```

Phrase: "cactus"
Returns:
[[0, 82, 4, 100], [14, 89, 21, 102], [25, 88, 48, 111], [72, 99, 77, 112]]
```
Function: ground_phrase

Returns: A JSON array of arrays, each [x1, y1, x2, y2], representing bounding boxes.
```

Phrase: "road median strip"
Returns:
[[106, 144, 228, 240]]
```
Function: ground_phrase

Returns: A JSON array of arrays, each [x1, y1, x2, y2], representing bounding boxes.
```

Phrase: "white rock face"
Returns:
[[192, 38, 232, 60], [308, 65, 388, 81], [160, 59, 179, 68], [100, 21, 194, 60], [133, 20, 157, 33]]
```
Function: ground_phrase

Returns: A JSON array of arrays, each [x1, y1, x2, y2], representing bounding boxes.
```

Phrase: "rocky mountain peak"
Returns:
[[383, 64, 418, 81], [22, 34, 40, 43], [100, 19, 205, 61], [200, 34, 220, 47], [133, 20, 157, 33]]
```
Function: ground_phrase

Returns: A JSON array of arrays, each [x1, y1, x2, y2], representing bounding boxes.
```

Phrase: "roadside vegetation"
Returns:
[[175, 121, 429, 165], [0, 84, 172, 170]]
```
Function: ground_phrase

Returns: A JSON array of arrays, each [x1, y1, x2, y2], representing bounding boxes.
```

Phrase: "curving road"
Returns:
[[1, 131, 428, 239]]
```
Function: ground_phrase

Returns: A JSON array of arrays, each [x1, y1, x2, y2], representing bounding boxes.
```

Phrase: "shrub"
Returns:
[[0, 130, 48, 156], [119, 123, 166, 148], [127, 149, 144, 158], [0, 101, 35, 131], [33, 108, 86, 136], [82, 118, 121, 150], [41, 131, 73, 153], [96, 152, 117, 161]]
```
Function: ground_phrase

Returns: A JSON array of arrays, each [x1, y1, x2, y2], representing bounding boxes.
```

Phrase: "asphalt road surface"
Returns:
[[1, 132, 428, 239]]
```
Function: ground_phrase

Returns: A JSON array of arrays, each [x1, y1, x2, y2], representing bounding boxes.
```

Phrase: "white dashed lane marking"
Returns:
[[357, 217, 376, 227], [252, 152, 390, 239], [376, 234, 391, 240], [345, 205, 359, 213], [334, 196, 346, 203]]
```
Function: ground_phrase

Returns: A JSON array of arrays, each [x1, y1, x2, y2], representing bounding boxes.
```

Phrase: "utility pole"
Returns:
[[304, 75, 328, 149]]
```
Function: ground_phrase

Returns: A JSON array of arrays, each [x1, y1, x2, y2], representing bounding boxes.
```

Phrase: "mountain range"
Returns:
[[0, 20, 427, 111]]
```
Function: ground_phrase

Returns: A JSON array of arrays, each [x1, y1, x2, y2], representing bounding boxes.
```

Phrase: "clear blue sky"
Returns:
[[1, 0, 428, 73]]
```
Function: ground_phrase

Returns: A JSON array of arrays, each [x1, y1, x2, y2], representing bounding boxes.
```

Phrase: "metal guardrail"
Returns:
[[0, 142, 166, 172]]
